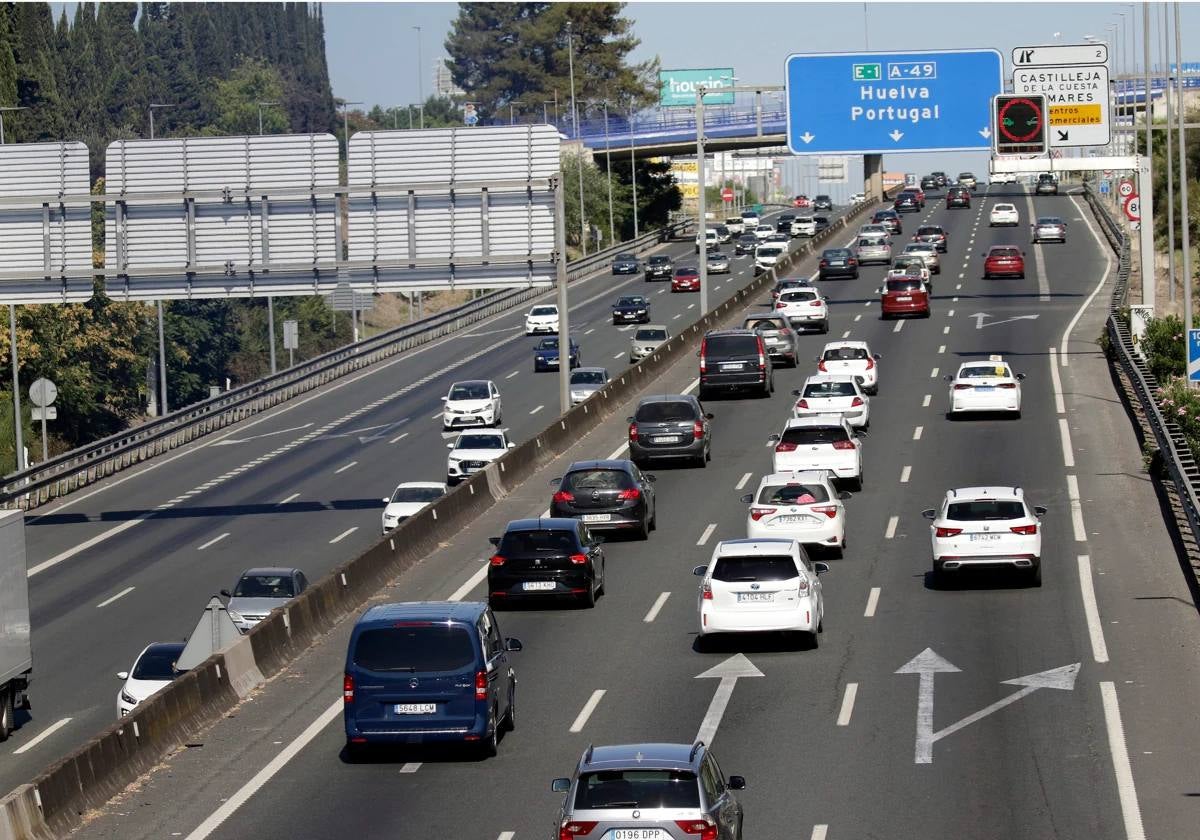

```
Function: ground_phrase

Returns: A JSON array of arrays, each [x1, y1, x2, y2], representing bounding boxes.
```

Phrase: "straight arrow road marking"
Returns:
[[695, 654, 763, 745]]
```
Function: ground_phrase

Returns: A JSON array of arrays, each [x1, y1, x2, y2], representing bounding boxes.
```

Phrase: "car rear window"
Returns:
[[804, 380, 857, 397], [946, 500, 1025, 521], [745, 317, 786, 332], [959, 365, 1011, 378], [704, 335, 759, 357], [859, 238, 886, 248], [781, 425, 850, 445], [352, 625, 476, 673], [615, 253, 635, 260], [993, 205, 1016, 212], [823, 249, 851, 259], [711, 555, 799, 582], [780, 290, 817, 302], [885, 278, 923, 292], [635, 328, 667, 341], [574, 770, 701, 810], [916, 227, 943, 236], [1038, 217, 1063, 225], [990, 247, 1020, 258], [498, 528, 579, 555], [565, 469, 634, 492], [758, 484, 830, 505], [823, 346, 868, 361], [635, 400, 696, 422]]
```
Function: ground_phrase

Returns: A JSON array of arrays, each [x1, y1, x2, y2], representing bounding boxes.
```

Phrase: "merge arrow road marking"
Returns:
[[211, 423, 314, 446], [695, 654, 763, 745], [896, 648, 1079, 764], [970, 312, 1040, 329]]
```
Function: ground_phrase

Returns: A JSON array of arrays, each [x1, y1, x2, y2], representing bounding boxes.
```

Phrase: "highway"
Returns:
[[0, 205, 828, 789], [67, 186, 1200, 840]]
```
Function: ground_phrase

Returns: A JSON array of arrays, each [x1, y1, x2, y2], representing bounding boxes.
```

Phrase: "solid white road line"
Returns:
[[836, 683, 858, 726], [922, 394, 931, 407], [329, 527, 358, 545], [735, 472, 753, 490], [1062, 193, 1114, 366], [529, 405, 544, 415], [569, 689, 607, 733], [11, 717, 73, 755], [1077, 554, 1110, 663], [448, 565, 488, 602], [811, 825, 829, 840], [1049, 347, 1066, 414], [497, 833, 516, 840], [1066, 474, 1087, 541], [197, 533, 229, 551], [1100, 682, 1147, 840], [864, 586, 881, 618], [913, 426, 923, 440], [277, 492, 300, 506], [885, 515, 899, 539], [893, 320, 903, 333], [505, 370, 520, 379], [1058, 418, 1076, 468], [334, 461, 358, 474], [389, 432, 410, 444], [900, 465, 912, 483], [398, 762, 421, 773], [696, 523, 717, 546], [96, 586, 135, 608], [643, 592, 671, 623]]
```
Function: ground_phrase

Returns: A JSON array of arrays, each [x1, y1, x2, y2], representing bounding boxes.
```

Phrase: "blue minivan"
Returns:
[[343, 601, 522, 758]]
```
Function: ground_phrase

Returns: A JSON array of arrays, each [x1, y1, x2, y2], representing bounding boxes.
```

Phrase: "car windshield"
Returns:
[[132, 645, 185, 680], [391, 486, 444, 504], [916, 227, 943, 236], [990, 247, 1020, 258], [959, 365, 1011, 379], [738, 235, 757, 244], [707, 252, 727, 261], [571, 370, 607, 385], [352, 626, 476, 673], [448, 383, 489, 400], [498, 529, 578, 555], [635, 400, 696, 422], [574, 770, 701, 810], [711, 555, 799, 582], [634, 328, 667, 341], [823, 249, 851, 259], [455, 434, 504, 450], [675, 267, 697, 276], [1038, 217, 1063, 225], [757, 225, 773, 232], [537, 338, 560, 350], [823, 347, 869, 361], [781, 426, 850, 445], [885, 278, 924, 292], [804, 380, 857, 397], [530, 306, 557, 317], [758, 483, 830, 505], [616, 297, 644, 306], [757, 247, 784, 258], [859, 238, 886, 248], [742, 212, 757, 219], [797, 217, 814, 223], [946, 500, 1026, 521], [648, 256, 670, 265], [233, 574, 296, 599], [565, 469, 634, 492], [705, 335, 759, 356]]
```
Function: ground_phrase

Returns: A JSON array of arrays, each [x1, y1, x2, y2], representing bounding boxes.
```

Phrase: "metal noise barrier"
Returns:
[[0, 220, 692, 511], [0, 195, 883, 840], [1085, 184, 1200, 570]]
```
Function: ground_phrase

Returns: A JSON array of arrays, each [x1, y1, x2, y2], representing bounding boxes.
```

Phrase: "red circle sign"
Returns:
[[721, 187, 733, 202], [1123, 194, 1140, 221], [998, 97, 1043, 143]]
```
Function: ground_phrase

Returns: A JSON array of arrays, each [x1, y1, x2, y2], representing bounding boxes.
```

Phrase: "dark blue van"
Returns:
[[343, 601, 521, 757]]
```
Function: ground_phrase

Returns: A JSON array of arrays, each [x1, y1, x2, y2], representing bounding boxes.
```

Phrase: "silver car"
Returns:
[[631, 324, 670, 363], [553, 742, 745, 840], [854, 235, 892, 265], [743, 313, 800, 367], [902, 242, 941, 274], [569, 367, 611, 405], [221, 567, 309, 633], [706, 250, 731, 274]]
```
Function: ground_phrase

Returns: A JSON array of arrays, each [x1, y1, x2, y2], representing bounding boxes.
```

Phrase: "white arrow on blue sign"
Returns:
[[1188, 329, 1200, 382], [785, 49, 1003, 155]]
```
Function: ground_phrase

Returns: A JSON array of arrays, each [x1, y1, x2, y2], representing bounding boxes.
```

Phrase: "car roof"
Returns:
[[449, 379, 493, 388], [571, 366, 609, 376], [240, 566, 301, 577], [705, 328, 756, 338], [987, 244, 1020, 251], [943, 486, 1025, 502], [713, 538, 798, 557], [580, 743, 701, 772], [822, 340, 870, 351], [393, 481, 447, 490], [140, 641, 187, 657], [504, 517, 581, 532], [637, 393, 697, 405], [359, 601, 486, 625], [804, 373, 860, 384], [783, 416, 847, 429], [636, 323, 669, 331], [565, 459, 634, 472], [758, 470, 835, 486]]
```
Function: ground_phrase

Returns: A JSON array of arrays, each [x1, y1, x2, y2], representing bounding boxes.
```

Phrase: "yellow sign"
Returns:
[[678, 183, 699, 198], [1049, 104, 1102, 126], [673, 161, 698, 173]]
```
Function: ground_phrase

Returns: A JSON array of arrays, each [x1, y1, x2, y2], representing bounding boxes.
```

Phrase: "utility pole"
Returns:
[[148, 103, 176, 417], [413, 26, 425, 128], [603, 101, 615, 244], [628, 99, 639, 238], [1162, 2, 1176, 303], [1138, 1, 1154, 310], [696, 86, 709, 314], [567, 20, 586, 256], [1175, 1, 1192, 338], [0, 106, 26, 468], [257, 101, 281, 374]]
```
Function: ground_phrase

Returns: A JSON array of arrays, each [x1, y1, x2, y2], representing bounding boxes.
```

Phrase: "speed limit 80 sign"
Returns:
[[991, 94, 1047, 156]]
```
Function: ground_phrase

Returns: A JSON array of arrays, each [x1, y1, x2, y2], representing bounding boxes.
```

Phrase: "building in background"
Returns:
[[434, 58, 465, 99]]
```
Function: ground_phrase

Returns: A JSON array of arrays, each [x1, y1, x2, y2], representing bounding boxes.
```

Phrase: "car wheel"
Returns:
[[1012, 410, 1022, 420], [808, 629, 820, 649], [596, 560, 606, 595], [1019, 273, 1025, 279], [649, 508, 657, 531], [820, 321, 829, 334], [0, 687, 12, 742], [488, 595, 505, 611], [503, 685, 516, 732], [345, 740, 370, 762], [851, 471, 864, 492], [581, 581, 597, 608], [695, 451, 707, 469], [1029, 564, 1043, 587], [481, 708, 499, 757]]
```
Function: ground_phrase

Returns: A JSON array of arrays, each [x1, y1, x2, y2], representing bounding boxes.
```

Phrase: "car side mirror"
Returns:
[[1034, 505, 1048, 517], [440, 396, 448, 401], [855, 430, 868, 438], [626, 416, 634, 423], [643, 474, 657, 483], [792, 388, 804, 397], [740, 493, 754, 504], [488, 536, 501, 547], [838, 490, 852, 501], [1016, 373, 1026, 381], [693, 565, 708, 577], [220, 589, 232, 599], [767, 434, 780, 444], [695, 350, 701, 357], [877, 287, 885, 295], [1022, 251, 1027, 257], [551, 778, 571, 793], [728, 775, 747, 791], [446, 442, 455, 449], [814, 562, 830, 575], [504, 637, 523, 652], [117, 671, 129, 681], [550, 477, 561, 485], [705, 412, 714, 420], [508, 443, 516, 449], [922, 509, 936, 520], [874, 353, 882, 360], [381, 497, 390, 503]]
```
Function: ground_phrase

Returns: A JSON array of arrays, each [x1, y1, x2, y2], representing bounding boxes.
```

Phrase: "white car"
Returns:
[[818, 340, 880, 394], [775, 287, 829, 333], [989, 203, 1020, 226], [446, 430, 515, 485], [381, 482, 448, 533], [991, 172, 1017, 185], [945, 355, 1024, 417], [769, 416, 863, 489], [741, 212, 760, 230], [923, 486, 1046, 586], [754, 244, 787, 275], [902, 242, 941, 274], [858, 223, 891, 241], [792, 216, 817, 236], [630, 324, 670, 362], [524, 304, 559, 335], [116, 642, 185, 718], [743, 471, 849, 554], [725, 217, 745, 235], [1032, 216, 1068, 243], [441, 379, 502, 431], [696, 228, 718, 252], [850, 192, 866, 203], [753, 223, 774, 241], [693, 538, 828, 647], [792, 374, 870, 428]]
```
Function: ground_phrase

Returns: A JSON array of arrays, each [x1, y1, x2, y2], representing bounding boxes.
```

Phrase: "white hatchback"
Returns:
[[945, 355, 1024, 417], [446, 430, 516, 485], [116, 642, 185, 718], [524, 304, 559, 335], [775, 287, 829, 333], [923, 486, 1046, 586], [989, 203, 1019, 226], [769, 416, 863, 489], [693, 538, 828, 647], [793, 375, 869, 428], [441, 379, 501, 431], [818, 341, 881, 394], [381, 482, 448, 533], [753, 223, 775, 241], [743, 471, 849, 554]]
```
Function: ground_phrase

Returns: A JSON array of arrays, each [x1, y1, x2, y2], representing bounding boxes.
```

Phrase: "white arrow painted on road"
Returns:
[[799, 131, 815, 144], [694, 653, 763, 745], [211, 423, 314, 446], [970, 312, 1040, 330], [889, 129, 905, 142], [897, 648, 1080, 763], [979, 127, 992, 139]]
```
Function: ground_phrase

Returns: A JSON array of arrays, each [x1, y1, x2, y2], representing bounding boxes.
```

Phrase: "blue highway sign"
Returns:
[[1189, 329, 1200, 383], [785, 49, 1004, 155]]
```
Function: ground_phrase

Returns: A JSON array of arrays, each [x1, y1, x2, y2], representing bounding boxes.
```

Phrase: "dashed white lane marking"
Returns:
[[913, 426, 923, 440], [606, 442, 630, 460], [505, 370, 520, 379], [837, 683, 859, 726], [11, 717, 73, 755], [583, 327, 595, 335], [952, 296, 959, 302], [900, 465, 912, 483], [930, 367, 939, 378], [864, 586, 881, 618], [399, 762, 421, 773], [335, 461, 358, 474], [329, 527, 358, 545], [197, 533, 230, 551], [736, 472, 753, 490], [1077, 554, 1110, 663], [955, 283, 962, 290], [842, 330, 851, 339], [1100, 682, 1146, 840], [1049, 347, 1066, 414], [864, 301, 872, 307], [448, 565, 488, 602], [947, 309, 955, 317], [277, 493, 300, 506], [529, 405, 544, 415], [696, 523, 717, 546], [497, 834, 516, 840], [569, 689, 607, 733], [943, 326, 950, 335], [811, 825, 829, 840], [1066, 474, 1087, 541], [687, 303, 696, 309], [96, 586, 135, 608], [430, 411, 444, 420], [854, 313, 862, 322], [958, 272, 965, 279], [644, 592, 671, 623], [1058, 418, 1075, 468], [922, 394, 931, 407], [893, 321, 904, 333], [937, 345, 946, 354], [885, 515, 899, 539], [389, 432, 410, 444], [614, 352, 624, 359]]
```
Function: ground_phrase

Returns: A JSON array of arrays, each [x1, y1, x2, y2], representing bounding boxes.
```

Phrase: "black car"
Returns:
[[819, 247, 859, 280], [487, 518, 605, 608], [1035, 174, 1059, 195], [777, 213, 796, 234], [611, 294, 651, 324], [627, 395, 712, 468], [734, 233, 759, 255], [872, 209, 902, 235], [550, 460, 657, 537], [913, 225, 948, 252], [533, 336, 581, 372], [771, 277, 812, 300], [947, 186, 971, 208], [698, 329, 774, 400], [813, 215, 831, 233], [644, 254, 673, 281], [611, 252, 640, 275], [813, 195, 834, 211], [931, 171, 948, 188], [893, 191, 920, 213], [920, 174, 939, 191]]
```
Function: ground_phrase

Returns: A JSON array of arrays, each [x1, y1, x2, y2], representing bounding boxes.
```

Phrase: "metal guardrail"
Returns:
[[0, 220, 692, 509], [1087, 183, 1200, 556]]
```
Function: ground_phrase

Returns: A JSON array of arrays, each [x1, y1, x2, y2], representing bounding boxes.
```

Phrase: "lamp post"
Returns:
[[603, 101, 614, 245], [628, 99, 639, 238], [257, 101, 282, 374], [148, 103, 176, 417], [340, 100, 364, 340], [148, 102, 175, 140], [413, 26, 425, 129], [1161, 1, 1176, 302], [1174, 1, 1192, 339], [566, 20, 586, 256], [0, 106, 26, 469], [256, 100, 280, 136]]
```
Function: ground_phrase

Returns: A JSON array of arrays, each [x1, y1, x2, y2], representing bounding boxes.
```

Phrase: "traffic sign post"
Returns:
[[1123, 194, 1140, 222], [992, 94, 1047, 155], [784, 49, 1003, 155], [28, 376, 57, 465]]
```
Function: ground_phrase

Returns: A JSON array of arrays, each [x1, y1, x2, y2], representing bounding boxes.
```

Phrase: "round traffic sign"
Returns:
[[998, 97, 1043, 143], [720, 187, 733, 203], [1123, 194, 1140, 222], [29, 377, 57, 408], [1118, 180, 1134, 198], [1103, 169, 1114, 178]]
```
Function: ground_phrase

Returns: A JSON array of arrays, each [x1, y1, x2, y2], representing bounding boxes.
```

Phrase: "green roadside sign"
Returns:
[[659, 68, 736, 108]]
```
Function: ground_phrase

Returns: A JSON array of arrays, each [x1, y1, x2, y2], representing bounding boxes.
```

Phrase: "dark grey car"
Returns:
[[628, 394, 712, 468], [742, 314, 800, 367], [611, 252, 640, 274]]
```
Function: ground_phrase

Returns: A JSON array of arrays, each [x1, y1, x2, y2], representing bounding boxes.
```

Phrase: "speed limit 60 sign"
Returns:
[[991, 94, 1047, 155]]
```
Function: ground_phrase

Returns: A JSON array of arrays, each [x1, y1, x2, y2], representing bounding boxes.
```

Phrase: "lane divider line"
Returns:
[[735, 472, 753, 491], [864, 587, 880, 618], [696, 523, 717, 546], [922, 394, 931, 408], [900, 465, 912, 483], [569, 689, 607, 733], [398, 762, 421, 774], [885, 515, 899, 539], [1058, 418, 1076, 468], [643, 592, 671, 623], [1065, 474, 1087, 541], [1100, 682, 1146, 840], [96, 586, 135, 608], [197, 533, 229, 551], [1077, 554, 1110, 663], [1049, 347, 1066, 414], [836, 683, 858, 726], [11, 717, 73, 756], [913, 426, 923, 440], [329, 527, 358, 545]]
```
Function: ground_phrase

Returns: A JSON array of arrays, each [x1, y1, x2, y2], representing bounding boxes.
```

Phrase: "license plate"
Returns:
[[830, 260, 845, 266], [737, 592, 775, 602], [969, 533, 1002, 541], [720, 363, 743, 371], [607, 831, 666, 840], [651, 435, 680, 444], [975, 385, 995, 392], [777, 515, 819, 524], [581, 513, 611, 523], [522, 581, 556, 591], [394, 703, 436, 715], [896, 296, 911, 302]]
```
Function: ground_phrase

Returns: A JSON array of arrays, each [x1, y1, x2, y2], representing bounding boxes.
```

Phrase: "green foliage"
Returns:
[[1139, 313, 1188, 383], [211, 58, 290, 135], [1154, 377, 1200, 458]]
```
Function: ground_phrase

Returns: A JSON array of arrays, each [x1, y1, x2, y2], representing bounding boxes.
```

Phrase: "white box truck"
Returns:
[[0, 509, 30, 741]]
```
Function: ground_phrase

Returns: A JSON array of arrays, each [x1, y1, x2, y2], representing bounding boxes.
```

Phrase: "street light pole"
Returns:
[[256, 100, 280, 136], [567, 20, 587, 256], [256, 101, 282, 374], [413, 26, 425, 129], [1162, 1, 1176, 302], [603, 101, 614, 245], [696, 86, 709, 314], [1174, 1, 1192, 336], [628, 99, 639, 238], [0, 111, 26, 469], [148, 103, 176, 416]]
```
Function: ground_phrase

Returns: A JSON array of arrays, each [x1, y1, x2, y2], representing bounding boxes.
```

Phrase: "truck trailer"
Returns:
[[0, 509, 30, 741]]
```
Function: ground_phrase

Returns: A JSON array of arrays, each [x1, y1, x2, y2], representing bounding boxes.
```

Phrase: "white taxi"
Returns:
[[792, 374, 870, 428], [989, 203, 1019, 226], [923, 486, 1046, 586], [817, 341, 881, 394], [944, 355, 1024, 417], [742, 471, 849, 554]]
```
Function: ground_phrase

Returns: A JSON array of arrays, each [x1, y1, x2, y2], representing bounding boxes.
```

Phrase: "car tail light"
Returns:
[[569, 553, 589, 565], [809, 299, 823, 307], [475, 670, 488, 701], [953, 383, 973, 390], [795, 398, 809, 410], [343, 673, 354, 704], [775, 441, 797, 452], [935, 527, 962, 538], [675, 820, 718, 840], [698, 339, 707, 373], [812, 505, 839, 519], [757, 341, 766, 371], [832, 439, 855, 450], [775, 301, 787, 310], [851, 397, 864, 407], [998, 383, 1017, 389], [553, 490, 575, 503], [817, 360, 827, 372], [1010, 524, 1038, 535], [701, 582, 713, 600], [628, 422, 639, 441], [750, 507, 776, 521], [819, 259, 828, 267], [489, 554, 506, 566], [560, 823, 598, 839], [616, 488, 641, 501], [848, 258, 857, 265], [865, 357, 875, 370], [693, 420, 704, 440], [796, 577, 810, 595]]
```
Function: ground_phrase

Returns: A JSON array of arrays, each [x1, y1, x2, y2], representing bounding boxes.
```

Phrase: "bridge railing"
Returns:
[[554, 102, 789, 142]]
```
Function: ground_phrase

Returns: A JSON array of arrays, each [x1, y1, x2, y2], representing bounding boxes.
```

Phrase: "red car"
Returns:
[[879, 275, 930, 319], [982, 245, 1025, 279], [672, 266, 701, 292], [792, 195, 811, 209]]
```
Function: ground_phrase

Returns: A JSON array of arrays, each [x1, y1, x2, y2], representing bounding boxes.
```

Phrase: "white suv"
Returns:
[[742, 471, 849, 555], [693, 538, 828, 647], [753, 244, 786, 276], [441, 379, 501, 431], [445, 430, 515, 485], [524, 304, 559, 335], [769, 416, 863, 489], [923, 486, 1046, 586], [792, 216, 817, 236], [775, 287, 829, 334]]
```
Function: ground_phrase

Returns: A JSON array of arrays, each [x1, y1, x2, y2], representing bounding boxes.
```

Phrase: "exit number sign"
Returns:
[[852, 63, 881, 81]]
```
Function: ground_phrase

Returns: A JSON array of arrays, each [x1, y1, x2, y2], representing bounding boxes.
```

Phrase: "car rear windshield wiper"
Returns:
[[601, 801, 640, 808], [372, 665, 418, 672]]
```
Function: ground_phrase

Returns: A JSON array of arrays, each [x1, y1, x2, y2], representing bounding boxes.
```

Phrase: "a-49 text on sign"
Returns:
[[784, 49, 1003, 155]]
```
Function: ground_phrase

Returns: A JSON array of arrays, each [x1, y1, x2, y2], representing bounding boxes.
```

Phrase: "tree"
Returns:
[[211, 58, 289, 135]]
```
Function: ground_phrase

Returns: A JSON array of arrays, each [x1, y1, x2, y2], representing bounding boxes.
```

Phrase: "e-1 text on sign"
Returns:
[[784, 49, 1003, 155]]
